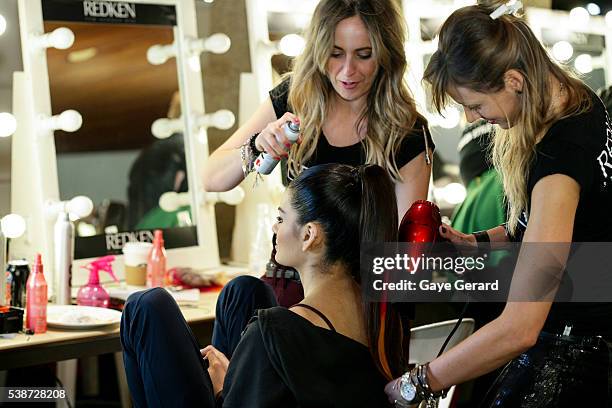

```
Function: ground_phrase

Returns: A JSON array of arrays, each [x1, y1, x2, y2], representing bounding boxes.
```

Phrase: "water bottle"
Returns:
[[254, 121, 300, 175]]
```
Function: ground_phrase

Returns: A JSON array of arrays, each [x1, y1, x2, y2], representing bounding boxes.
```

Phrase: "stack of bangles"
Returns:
[[239, 132, 261, 178], [394, 363, 448, 408]]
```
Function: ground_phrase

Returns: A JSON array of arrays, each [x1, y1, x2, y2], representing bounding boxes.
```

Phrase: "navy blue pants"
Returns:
[[120, 276, 277, 407], [211, 276, 278, 358]]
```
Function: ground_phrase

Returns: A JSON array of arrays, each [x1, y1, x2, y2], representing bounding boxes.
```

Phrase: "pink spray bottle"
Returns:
[[76, 255, 119, 308]]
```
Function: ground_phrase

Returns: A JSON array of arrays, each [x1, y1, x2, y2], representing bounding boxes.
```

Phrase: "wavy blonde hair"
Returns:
[[286, 0, 420, 182], [423, 2, 591, 233]]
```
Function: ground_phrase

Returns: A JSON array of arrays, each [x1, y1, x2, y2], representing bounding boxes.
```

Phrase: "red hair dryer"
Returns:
[[398, 200, 444, 243]]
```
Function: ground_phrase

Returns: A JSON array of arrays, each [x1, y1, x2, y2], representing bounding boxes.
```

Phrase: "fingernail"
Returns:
[[441, 226, 447, 233], [285, 143, 291, 149]]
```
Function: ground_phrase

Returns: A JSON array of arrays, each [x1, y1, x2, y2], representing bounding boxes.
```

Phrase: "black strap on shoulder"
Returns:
[[291, 303, 336, 332]]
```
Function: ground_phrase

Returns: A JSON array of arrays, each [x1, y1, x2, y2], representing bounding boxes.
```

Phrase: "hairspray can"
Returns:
[[254, 121, 300, 175], [54, 212, 74, 305]]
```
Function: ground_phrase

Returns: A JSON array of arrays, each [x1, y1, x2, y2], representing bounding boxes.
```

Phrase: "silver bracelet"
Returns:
[[240, 134, 259, 179]]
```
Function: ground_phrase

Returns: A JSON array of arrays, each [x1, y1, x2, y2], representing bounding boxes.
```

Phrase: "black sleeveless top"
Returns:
[[269, 78, 435, 181], [221, 307, 391, 407]]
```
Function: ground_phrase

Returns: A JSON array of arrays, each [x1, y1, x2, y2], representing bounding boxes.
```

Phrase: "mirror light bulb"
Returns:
[[0, 14, 7, 36], [147, 44, 174, 65], [58, 110, 83, 132], [434, 183, 467, 205], [159, 192, 183, 212], [151, 118, 183, 139], [0, 112, 17, 137], [203, 33, 231, 54], [606, 11, 612, 27], [569, 7, 590, 26], [50, 27, 75, 50], [219, 187, 245, 206], [279, 34, 306, 57], [1, 214, 26, 239], [552, 41, 573, 62], [574, 54, 593, 74], [437, 106, 461, 129], [586, 3, 601, 15], [66, 196, 94, 219], [210, 110, 235, 130]]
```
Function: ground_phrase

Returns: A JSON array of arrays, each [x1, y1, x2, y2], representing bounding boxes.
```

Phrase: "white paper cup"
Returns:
[[122, 242, 153, 285]]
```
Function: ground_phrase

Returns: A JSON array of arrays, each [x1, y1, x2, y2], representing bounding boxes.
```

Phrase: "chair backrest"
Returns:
[[409, 318, 475, 364]]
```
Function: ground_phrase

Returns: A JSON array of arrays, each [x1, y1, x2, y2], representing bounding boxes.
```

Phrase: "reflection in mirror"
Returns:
[[44, 20, 196, 254]]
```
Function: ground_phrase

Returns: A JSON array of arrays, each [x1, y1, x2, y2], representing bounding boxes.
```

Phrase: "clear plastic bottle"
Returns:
[[249, 204, 273, 276], [146, 230, 167, 287], [26, 254, 48, 334]]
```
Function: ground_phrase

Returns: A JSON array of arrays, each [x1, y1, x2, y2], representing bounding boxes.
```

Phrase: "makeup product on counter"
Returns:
[[7, 260, 29, 308], [54, 211, 74, 305], [0, 306, 24, 334], [122, 242, 153, 286], [146, 230, 167, 288], [26, 254, 48, 334], [4, 270, 11, 305], [254, 121, 300, 175], [77, 255, 119, 308]]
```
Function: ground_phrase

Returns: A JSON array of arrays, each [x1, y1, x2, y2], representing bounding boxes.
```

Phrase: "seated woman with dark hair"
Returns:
[[120, 163, 408, 407]]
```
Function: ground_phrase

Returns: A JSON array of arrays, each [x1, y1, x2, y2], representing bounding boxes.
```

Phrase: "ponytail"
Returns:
[[359, 165, 408, 379]]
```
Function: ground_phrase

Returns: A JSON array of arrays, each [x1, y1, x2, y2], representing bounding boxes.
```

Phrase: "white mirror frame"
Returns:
[[10, 0, 221, 296]]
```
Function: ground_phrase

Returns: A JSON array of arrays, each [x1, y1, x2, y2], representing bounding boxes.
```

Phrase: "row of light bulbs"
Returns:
[[0, 26, 239, 141], [551, 41, 601, 74], [570, 4, 612, 27]]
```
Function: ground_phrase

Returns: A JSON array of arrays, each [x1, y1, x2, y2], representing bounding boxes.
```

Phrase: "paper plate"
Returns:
[[47, 305, 122, 329]]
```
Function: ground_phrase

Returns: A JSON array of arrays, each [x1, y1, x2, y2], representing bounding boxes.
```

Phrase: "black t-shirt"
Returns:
[[221, 307, 390, 407], [515, 90, 612, 337], [269, 78, 434, 179]]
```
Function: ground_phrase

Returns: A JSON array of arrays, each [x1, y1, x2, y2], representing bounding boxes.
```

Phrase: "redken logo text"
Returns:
[[598, 113, 612, 184], [83, 1, 136, 19], [106, 230, 153, 251]]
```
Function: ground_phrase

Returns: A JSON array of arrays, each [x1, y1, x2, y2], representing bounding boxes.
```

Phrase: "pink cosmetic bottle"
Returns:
[[26, 254, 48, 334], [146, 230, 167, 288]]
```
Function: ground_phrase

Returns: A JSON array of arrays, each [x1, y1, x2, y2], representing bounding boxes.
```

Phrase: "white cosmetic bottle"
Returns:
[[54, 211, 74, 305]]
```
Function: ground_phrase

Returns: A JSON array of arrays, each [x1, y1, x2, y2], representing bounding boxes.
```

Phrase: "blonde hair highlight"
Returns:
[[424, 3, 591, 233], [287, 0, 421, 182]]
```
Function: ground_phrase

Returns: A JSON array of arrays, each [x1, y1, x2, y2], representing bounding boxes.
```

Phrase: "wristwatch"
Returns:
[[399, 372, 420, 404]]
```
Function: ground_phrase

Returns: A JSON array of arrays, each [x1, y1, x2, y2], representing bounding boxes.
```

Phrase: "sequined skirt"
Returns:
[[480, 331, 612, 407]]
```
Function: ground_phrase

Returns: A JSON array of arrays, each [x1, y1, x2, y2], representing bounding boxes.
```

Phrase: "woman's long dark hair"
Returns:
[[288, 163, 407, 379]]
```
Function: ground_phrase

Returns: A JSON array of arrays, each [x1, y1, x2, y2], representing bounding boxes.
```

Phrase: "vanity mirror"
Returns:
[[11, 0, 230, 294]]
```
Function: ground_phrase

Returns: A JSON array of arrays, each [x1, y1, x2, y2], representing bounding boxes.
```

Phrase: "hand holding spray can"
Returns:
[[254, 121, 300, 175]]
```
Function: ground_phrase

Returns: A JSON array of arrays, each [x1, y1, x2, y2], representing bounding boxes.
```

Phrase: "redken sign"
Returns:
[[83, 1, 136, 19], [42, 0, 176, 26]]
